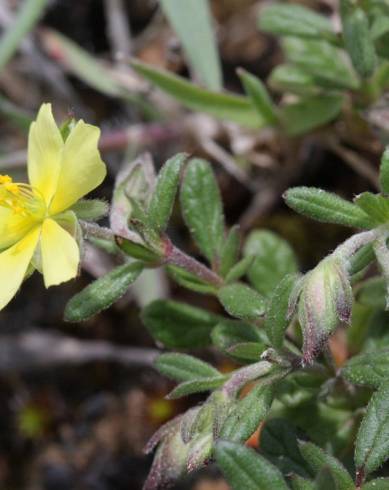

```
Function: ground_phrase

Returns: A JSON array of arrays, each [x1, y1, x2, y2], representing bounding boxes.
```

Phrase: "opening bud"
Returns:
[[297, 257, 352, 365]]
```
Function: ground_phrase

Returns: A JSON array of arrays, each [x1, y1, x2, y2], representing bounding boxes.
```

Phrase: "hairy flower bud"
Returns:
[[144, 390, 232, 489], [143, 415, 189, 490], [297, 257, 352, 365]]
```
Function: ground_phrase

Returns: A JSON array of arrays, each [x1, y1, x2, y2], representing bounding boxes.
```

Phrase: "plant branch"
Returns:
[[80, 220, 116, 242], [165, 242, 223, 288]]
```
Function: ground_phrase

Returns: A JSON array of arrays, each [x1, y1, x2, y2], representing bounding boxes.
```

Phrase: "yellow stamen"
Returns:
[[0, 178, 45, 218], [4, 183, 19, 195], [0, 174, 12, 184]]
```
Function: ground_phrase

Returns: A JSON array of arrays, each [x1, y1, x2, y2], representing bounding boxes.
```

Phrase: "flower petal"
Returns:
[[0, 208, 37, 250], [0, 227, 40, 310], [49, 121, 106, 215], [41, 218, 80, 288], [27, 103, 63, 205]]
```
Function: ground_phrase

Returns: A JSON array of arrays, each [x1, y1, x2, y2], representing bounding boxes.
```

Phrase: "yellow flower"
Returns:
[[0, 103, 106, 310]]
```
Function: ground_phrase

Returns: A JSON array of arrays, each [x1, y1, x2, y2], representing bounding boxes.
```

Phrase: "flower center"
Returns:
[[0, 175, 46, 218]]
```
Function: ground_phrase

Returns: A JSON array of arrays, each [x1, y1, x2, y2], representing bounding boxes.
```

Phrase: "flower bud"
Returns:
[[297, 257, 352, 365], [144, 390, 232, 489], [143, 416, 189, 490]]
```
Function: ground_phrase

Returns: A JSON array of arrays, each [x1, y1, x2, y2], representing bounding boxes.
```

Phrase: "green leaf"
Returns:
[[342, 349, 389, 388], [258, 4, 336, 42], [354, 192, 389, 225], [261, 419, 310, 478], [220, 225, 241, 278], [372, 15, 389, 59], [116, 237, 161, 263], [64, 262, 144, 321], [180, 158, 225, 263], [225, 255, 254, 283], [141, 299, 219, 348], [315, 467, 338, 490], [70, 199, 108, 221], [131, 60, 264, 128], [227, 342, 265, 362], [265, 273, 299, 349], [284, 187, 371, 229], [282, 37, 358, 90], [218, 283, 266, 321], [147, 153, 186, 232], [268, 64, 317, 96], [155, 353, 221, 382], [167, 265, 217, 294], [211, 320, 263, 354], [220, 383, 273, 443], [43, 31, 153, 115], [362, 479, 389, 490], [363, 310, 389, 353], [340, 1, 377, 78], [380, 148, 389, 195], [290, 475, 316, 490], [0, 0, 49, 71], [349, 244, 375, 276], [215, 441, 289, 490], [167, 376, 226, 399], [237, 68, 278, 125], [160, 0, 221, 91], [299, 441, 354, 490], [356, 277, 386, 310], [244, 230, 298, 297], [355, 381, 389, 475], [280, 94, 343, 136]]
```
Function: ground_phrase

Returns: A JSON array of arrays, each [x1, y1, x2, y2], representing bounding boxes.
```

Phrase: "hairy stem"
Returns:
[[333, 229, 378, 265], [80, 221, 116, 242], [166, 243, 223, 287]]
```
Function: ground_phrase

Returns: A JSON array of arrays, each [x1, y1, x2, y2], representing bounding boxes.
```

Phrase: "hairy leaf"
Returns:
[[220, 383, 273, 443], [342, 349, 389, 388], [215, 441, 289, 490], [167, 376, 226, 399], [340, 1, 377, 78], [155, 353, 221, 382], [180, 158, 225, 263], [220, 225, 241, 278], [65, 262, 143, 321], [380, 148, 389, 195], [362, 479, 389, 490], [261, 419, 310, 478], [265, 273, 300, 349], [282, 37, 358, 90], [280, 94, 343, 136], [211, 320, 263, 355], [355, 381, 389, 475], [70, 199, 109, 221], [258, 4, 335, 42], [284, 187, 371, 228], [354, 192, 389, 226], [142, 299, 219, 348], [299, 441, 354, 490], [244, 230, 298, 297], [218, 283, 266, 321], [147, 153, 186, 232]]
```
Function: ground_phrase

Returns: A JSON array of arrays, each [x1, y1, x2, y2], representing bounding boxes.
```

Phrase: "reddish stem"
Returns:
[[355, 467, 365, 489], [165, 242, 223, 288]]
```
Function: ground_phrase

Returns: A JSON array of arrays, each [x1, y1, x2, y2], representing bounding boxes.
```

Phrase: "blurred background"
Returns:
[[0, 0, 383, 488]]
